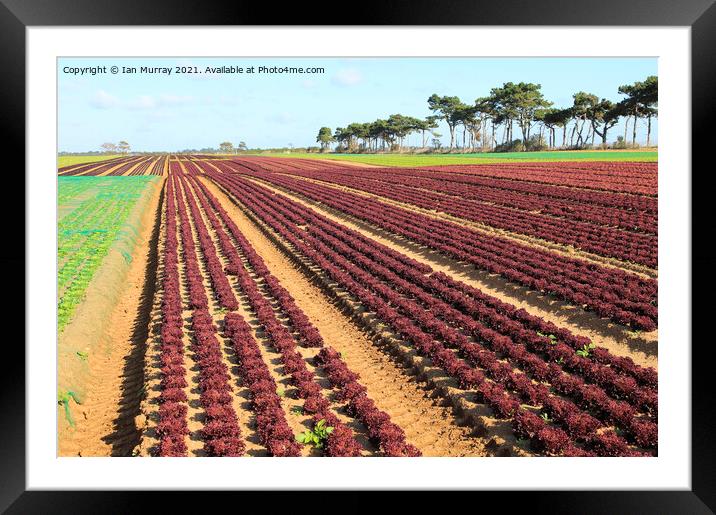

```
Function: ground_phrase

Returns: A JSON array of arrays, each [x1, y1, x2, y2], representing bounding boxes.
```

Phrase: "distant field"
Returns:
[[256, 150, 658, 167], [58, 154, 123, 169]]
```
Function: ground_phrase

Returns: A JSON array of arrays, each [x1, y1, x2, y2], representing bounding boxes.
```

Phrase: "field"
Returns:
[[58, 154, 658, 458], [59, 155, 168, 176], [58, 154, 124, 168], [254, 149, 658, 167], [57, 176, 162, 445], [58, 176, 159, 331]]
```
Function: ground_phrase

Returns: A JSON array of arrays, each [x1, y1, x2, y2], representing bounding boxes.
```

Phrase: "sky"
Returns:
[[58, 57, 657, 152]]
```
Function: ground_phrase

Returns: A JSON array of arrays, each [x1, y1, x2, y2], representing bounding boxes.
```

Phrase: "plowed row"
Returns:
[[219, 159, 659, 331], [139, 169, 420, 456], [59, 155, 168, 176], [135, 156, 658, 457]]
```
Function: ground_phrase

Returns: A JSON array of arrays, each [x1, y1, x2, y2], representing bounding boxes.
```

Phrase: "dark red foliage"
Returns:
[[160, 387, 188, 403], [156, 176, 190, 456], [221, 161, 658, 327], [590, 430, 636, 457], [185, 174, 417, 457], [513, 411, 546, 440], [158, 434, 188, 457], [176, 162, 657, 458], [324, 425, 363, 457], [533, 427, 571, 454]]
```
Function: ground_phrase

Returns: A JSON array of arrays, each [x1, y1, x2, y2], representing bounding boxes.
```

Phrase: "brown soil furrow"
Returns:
[[117, 157, 149, 177], [71, 163, 113, 176], [77, 157, 137, 177], [234, 277, 318, 456], [276, 173, 656, 279], [137, 177, 205, 456], [182, 176, 313, 455], [178, 179, 267, 456], [172, 185, 206, 456], [102, 181, 164, 456], [139, 175, 213, 456], [58, 178, 164, 457], [364, 180, 656, 237], [239, 175, 657, 370], [201, 176, 516, 457], [134, 183, 169, 456], [185, 177, 377, 456], [180, 176, 321, 455], [174, 178, 226, 456], [143, 157, 159, 176]]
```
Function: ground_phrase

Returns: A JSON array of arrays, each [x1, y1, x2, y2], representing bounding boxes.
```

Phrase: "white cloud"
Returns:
[[127, 95, 157, 110], [91, 92, 197, 111], [158, 94, 194, 106], [146, 111, 174, 121], [61, 80, 86, 93], [266, 112, 295, 124], [301, 79, 317, 89], [89, 89, 120, 109], [331, 68, 363, 87], [218, 95, 239, 106]]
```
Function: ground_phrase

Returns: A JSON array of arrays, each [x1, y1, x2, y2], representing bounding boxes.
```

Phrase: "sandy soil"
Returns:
[[58, 177, 165, 456], [239, 176, 657, 370], [136, 176, 382, 456], [202, 177, 521, 456], [76, 159, 129, 177]]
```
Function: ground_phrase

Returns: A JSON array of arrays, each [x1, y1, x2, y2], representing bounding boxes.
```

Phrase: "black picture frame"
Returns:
[[5, 0, 714, 511]]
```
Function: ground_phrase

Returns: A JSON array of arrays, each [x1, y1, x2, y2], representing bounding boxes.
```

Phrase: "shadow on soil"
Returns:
[[102, 184, 164, 456]]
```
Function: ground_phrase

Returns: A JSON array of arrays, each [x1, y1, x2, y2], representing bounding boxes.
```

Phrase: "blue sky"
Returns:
[[58, 57, 657, 152]]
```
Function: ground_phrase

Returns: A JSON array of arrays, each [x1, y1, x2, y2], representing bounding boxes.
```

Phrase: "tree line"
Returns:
[[218, 141, 248, 154], [316, 76, 657, 153], [100, 141, 131, 154], [97, 141, 253, 155]]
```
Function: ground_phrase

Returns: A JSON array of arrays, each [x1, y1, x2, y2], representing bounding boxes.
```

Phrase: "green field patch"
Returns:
[[257, 150, 657, 167], [57, 176, 158, 333], [58, 154, 123, 169]]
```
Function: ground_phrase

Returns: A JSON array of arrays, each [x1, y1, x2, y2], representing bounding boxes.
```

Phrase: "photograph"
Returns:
[[1, 0, 711, 504], [56, 56, 659, 459]]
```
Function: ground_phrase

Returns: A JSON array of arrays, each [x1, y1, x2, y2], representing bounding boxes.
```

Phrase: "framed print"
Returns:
[[5, 0, 715, 511]]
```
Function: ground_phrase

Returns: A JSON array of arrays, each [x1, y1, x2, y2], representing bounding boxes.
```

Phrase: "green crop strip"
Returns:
[[57, 177, 157, 333], [57, 154, 122, 169], [257, 150, 657, 167]]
